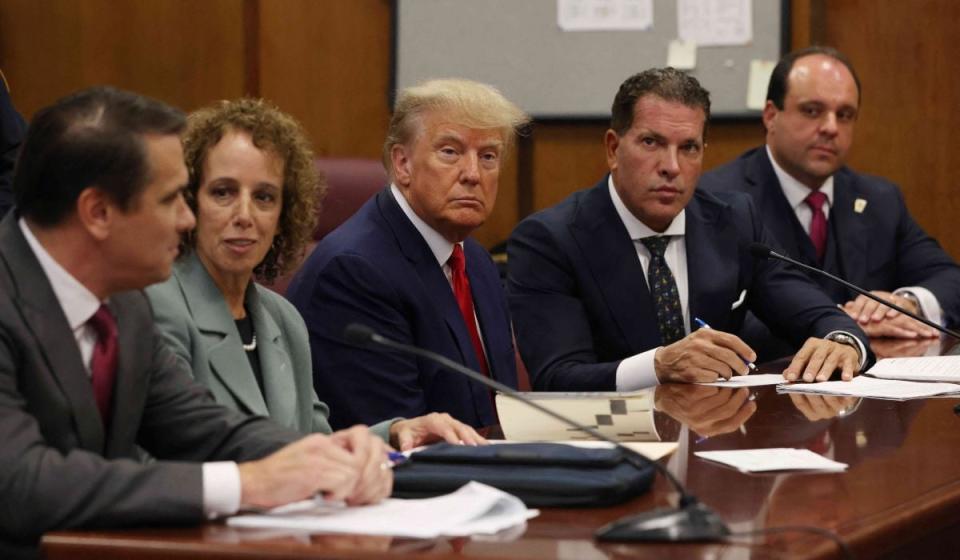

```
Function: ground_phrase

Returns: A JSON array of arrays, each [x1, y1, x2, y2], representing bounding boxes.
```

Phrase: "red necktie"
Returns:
[[448, 245, 490, 376], [89, 305, 118, 427], [805, 190, 828, 262]]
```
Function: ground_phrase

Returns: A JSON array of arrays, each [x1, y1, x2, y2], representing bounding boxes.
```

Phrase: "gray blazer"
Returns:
[[146, 253, 392, 439], [0, 217, 299, 549]]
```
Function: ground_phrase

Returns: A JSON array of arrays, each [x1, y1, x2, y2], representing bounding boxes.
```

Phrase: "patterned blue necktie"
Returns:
[[641, 236, 685, 345]]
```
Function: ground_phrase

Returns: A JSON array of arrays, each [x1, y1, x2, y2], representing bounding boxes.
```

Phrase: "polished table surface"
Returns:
[[43, 338, 960, 559]]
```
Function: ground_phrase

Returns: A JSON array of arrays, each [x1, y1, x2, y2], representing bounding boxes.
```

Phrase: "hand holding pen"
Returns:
[[653, 319, 758, 383], [693, 318, 757, 373]]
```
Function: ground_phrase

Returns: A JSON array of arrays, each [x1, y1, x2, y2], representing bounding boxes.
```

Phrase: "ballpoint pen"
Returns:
[[693, 317, 757, 372]]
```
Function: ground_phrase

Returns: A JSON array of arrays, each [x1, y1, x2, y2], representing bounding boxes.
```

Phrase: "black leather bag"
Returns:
[[391, 442, 656, 507]]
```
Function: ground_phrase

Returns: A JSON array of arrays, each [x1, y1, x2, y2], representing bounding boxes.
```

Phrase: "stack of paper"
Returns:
[[695, 448, 847, 473], [227, 482, 537, 538], [867, 355, 960, 383], [777, 375, 960, 400]]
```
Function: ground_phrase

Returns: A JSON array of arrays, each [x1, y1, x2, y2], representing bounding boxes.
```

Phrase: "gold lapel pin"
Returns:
[[854, 198, 867, 214]]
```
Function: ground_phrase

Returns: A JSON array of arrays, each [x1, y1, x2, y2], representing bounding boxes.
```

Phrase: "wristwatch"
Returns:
[[826, 332, 864, 369]]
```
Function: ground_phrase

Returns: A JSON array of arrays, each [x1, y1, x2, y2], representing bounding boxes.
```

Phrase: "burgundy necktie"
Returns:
[[805, 190, 828, 262], [89, 305, 118, 427], [448, 244, 490, 377]]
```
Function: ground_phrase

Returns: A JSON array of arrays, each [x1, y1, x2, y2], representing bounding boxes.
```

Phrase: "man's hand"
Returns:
[[654, 385, 756, 438], [329, 426, 394, 506], [654, 329, 756, 383], [842, 291, 938, 338], [783, 338, 859, 383], [789, 394, 860, 421], [238, 427, 392, 510], [389, 412, 487, 451]]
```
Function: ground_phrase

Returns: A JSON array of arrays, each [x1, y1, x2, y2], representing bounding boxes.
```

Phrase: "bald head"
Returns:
[[762, 51, 860, 190]]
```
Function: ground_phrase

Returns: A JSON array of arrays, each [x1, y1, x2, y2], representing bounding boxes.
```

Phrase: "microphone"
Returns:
[[749, 243, 960, 340], [343, 323, 730, 542]]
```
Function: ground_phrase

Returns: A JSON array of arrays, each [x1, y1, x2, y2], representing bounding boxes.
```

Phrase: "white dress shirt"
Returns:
[[766, 146, 942, 325], [19, 219, 240, 519], [390, 184, 488, 356], [608, 178, 690, 391]]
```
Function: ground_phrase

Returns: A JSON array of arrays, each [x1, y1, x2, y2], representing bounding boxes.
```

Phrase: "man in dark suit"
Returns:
[[700, 47, 960, 343], [0, 69, 26, 219], [288, 79, 527, 429], [508, 68, 870, 392], [0, 87, 391, 557]]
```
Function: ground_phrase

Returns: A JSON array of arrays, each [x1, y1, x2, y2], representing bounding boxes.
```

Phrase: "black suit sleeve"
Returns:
[[885, 186, 960, 327], [0, 307, 299, 542], [508, 216, 619, 391]]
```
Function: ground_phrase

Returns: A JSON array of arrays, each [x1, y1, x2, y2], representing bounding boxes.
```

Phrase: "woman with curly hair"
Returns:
[[146, 98, 482, 448]]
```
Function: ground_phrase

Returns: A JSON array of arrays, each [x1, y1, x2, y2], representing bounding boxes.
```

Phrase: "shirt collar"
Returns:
[[608, 175, 686, 240], [390, 184, 458, 267], [19, 218, 102, 330], [766, 145, 834, 211]]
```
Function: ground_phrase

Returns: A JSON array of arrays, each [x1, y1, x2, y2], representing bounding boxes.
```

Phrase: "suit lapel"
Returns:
[[247, 286, 297, 428], [685, 194, 742, 331], [378, 189, 481, 371], [745, 148, 816, 262], [830, 170, 868, 286], [0, 218, 105, 451], [105, 294, 147, 457], [177, 255, 269, 417], [465, 241, 516, 386], [570, 181, 662, 352]]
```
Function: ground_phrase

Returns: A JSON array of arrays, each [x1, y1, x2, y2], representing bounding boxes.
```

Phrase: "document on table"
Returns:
[[777, 375, 960, 400], [495, 390, 660, 442], [695, 448, 847, 473], [867, 355, 960, 383], [227, 482, 536, 538], [698, 373, 785, 387]]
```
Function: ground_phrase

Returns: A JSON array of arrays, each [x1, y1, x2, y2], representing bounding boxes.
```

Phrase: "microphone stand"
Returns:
[[749, 242, 960, 340], [343, 323, 730, 542]]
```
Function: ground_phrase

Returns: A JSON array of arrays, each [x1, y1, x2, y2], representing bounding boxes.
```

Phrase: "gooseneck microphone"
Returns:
[[343, 323, 730, 542], [749, 242, 960, 340]]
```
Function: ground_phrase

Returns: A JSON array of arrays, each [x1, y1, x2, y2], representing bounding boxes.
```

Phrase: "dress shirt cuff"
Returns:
[[615, 348, 661, 391], [895, 287, 942, 326], [202, 461, 241, 519], [824, 330, 867, 371]]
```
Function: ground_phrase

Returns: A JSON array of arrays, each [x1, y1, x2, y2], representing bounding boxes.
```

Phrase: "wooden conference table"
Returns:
[[43, 337, 960, 559]]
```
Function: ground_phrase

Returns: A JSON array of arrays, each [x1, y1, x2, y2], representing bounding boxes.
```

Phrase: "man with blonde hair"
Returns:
[[289, 78, 528, 429]]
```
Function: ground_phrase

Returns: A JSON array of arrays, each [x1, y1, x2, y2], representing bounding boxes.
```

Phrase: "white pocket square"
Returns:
[[731, 289, 747, 310]]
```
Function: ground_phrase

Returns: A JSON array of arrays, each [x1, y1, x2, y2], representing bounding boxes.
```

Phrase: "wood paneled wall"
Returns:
[[821, 0, 960, 258], [1, 0, 957, 253]]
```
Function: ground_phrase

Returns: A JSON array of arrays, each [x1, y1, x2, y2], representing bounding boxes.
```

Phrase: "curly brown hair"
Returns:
[[182, 98, 324, 282]]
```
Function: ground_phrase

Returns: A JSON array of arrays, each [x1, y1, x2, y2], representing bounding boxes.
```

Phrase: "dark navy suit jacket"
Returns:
[[287, 188, 517, 429], [699, 147, 960, 327], [507, 178, 868, 391], [0, 76, 26, 219]]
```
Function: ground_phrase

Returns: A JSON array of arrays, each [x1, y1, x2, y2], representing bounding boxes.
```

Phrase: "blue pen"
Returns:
[[693, 317, 757, 372], [387, 451, 408, 467]]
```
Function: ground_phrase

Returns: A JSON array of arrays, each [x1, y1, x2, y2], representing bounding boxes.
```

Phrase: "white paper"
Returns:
[[227, 482, 537, 538], [695, 448, 848, 473], [558, 0, 653, 31], [667, 39, 697, 69], [777, 375, 960, 400], [677, 0, 752, 47], [867, 355, 960, 383], [496, 391, 659, 441], [746, 59, 776, 109], [699, 373, 784, 387]]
